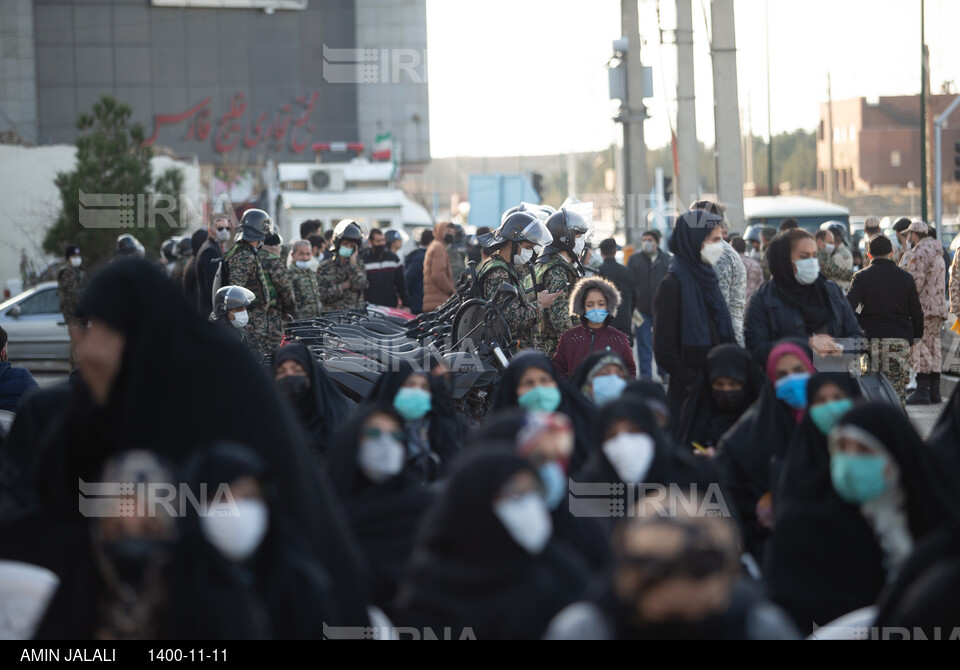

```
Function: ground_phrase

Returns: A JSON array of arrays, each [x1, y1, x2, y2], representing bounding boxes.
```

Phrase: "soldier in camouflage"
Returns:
[[170, 236, 193, 288], [477, 211, 560, 352], [534, 207, 589, 358], [209, 285, 256, 347], [287, 239, 323, 319], [316, 220, 369, 312], [57, 245, 86, 369], [815, 229, 854, 288], [260, 235, 298, 348], [447, 224, 468, 285], [221, 209, 276, 361]]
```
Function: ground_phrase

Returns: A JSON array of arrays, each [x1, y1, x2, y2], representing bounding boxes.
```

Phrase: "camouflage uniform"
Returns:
[[901, 237, 948, 374], [818, 248, 854, 288], [57, 264, 86, 368], [288, 265, 323, 320], [478, 254, 541, 352], [534, 254, 580, 358], [261, 251, 298, 350], [447, 245, 467, 286], [860, 338, 911, 407], [715, 242, 746, 346], [222, 242, 274, 361], [316, 255, 369, 312]]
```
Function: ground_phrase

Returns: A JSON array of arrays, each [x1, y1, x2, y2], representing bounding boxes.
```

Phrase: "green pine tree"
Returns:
[[43, 96, 184, 268]]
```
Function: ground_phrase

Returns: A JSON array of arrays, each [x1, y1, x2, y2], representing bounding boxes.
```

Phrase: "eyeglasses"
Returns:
[[216, 226, 231, 232]]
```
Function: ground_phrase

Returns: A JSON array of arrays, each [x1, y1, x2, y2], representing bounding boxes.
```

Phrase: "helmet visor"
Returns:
[[519, 220, 553, 248]]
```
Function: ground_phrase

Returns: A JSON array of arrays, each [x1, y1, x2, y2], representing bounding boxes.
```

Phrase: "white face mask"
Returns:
[[216, 228, 231, 243], [201, 499, 269, 562], [700, 241, 725, 267], [307, 256, 321, 272], [358, 435, 406, 483], [794, 257, 820, 285], [602, 432, 655, 483], [493, 491, 552, 555], [824, 243, 836, 255], [573, 236, 586, 257], [70, 256, 83, 267], [641, 240, 656, 255], [514, 248, 534, 265], [295, 260, 312, 270], [231, 311, 249, 329]]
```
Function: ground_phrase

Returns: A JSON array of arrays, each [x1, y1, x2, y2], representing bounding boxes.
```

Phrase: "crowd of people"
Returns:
[[0, 199, 958, 640]]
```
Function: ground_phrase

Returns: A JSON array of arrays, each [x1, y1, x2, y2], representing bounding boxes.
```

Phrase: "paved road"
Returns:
[[22, 365, 956, 439]]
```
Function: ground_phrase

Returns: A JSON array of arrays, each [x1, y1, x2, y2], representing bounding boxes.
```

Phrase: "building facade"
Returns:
[[817, 94, 960, 192]]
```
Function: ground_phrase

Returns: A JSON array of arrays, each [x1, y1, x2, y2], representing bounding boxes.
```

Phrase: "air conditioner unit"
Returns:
[[308, 169, 345, 192]]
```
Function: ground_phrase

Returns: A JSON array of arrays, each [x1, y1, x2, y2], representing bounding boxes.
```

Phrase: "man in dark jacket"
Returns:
[[363, 228, 409, 309], [847, 235, 924, 407], [404, 229, 432, 314], [0, 326, 39, 412], [627, 230, 670, 378], [597, 238, 635, 344], [195, 213, 232, 316]]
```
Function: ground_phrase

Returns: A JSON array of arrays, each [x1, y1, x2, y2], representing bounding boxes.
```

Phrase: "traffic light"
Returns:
[[531, 172, 545, 201], [664, 176, 674, 204], [955, 141, 960, 180]]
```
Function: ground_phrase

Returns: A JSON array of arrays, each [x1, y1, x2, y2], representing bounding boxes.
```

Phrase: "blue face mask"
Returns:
[[775, 372, 811, 410], [538, 462, 567, 511], [394, 387, 432, 421], [592, 374, 627, 405], [338, 246, 355, 259], [585, 309, 609, 324], [830, 452, 888, 504], [295, 260, 312, 270], [518, 385, 562, 413], [809, 398, 854, 434]]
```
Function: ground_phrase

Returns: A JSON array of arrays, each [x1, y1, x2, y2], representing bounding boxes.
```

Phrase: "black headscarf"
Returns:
[[492, 351, 597, 473], [714, 338, 812, 559], [394, 449, 590, 639], [325, 404, 434, 608], [466, 408, 611, 572], [363, 359, 465, 480], [836, 404, 955, 540], [765, 373, 885, 634], [170, 443, 339, 639], [273, 342, 354, 456], [182, 229, 208, 309], [6, 260, 369, 626], [667, 209, 735, 347], [927, 382, 960, 486], [766, 232, 830, 333], [677, 345, 766, 450]]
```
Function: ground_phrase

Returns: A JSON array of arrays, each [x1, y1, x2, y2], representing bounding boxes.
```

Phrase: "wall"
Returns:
[[0, 144, 200, 282], [0, 0, 38, 143]]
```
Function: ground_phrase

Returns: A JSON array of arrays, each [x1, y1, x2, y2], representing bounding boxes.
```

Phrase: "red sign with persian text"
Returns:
[[144, 92, 319, 155]]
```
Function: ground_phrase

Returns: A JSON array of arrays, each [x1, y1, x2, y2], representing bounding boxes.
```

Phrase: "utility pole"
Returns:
[[710, 0, 745, 226], [827, 72, 836, 202], [920, 0, 928, 222], [765, 0, 773, 195], [676, 0, 698, 208], [621, 0, 649, 245]]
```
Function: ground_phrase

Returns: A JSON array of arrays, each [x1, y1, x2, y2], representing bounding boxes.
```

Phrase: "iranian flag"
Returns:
[[372, 132, 393, 161]]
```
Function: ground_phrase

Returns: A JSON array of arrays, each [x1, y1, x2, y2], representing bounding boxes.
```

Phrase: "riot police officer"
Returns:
[[210, 285, 256, 346], [220, 209, 275, 360], [534, 207, 589, 357], [316, 220, 369, 311], [115, 234, 145, 260], [477, 211, 560, 351]]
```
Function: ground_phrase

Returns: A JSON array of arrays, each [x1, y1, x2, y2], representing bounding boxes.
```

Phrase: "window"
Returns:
[[17, 288, 61, 315], [891, 150, 902, 167], [849, 125, 857, 142]]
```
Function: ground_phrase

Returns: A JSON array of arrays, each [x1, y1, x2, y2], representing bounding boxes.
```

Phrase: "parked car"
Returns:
[[0, 282, 70, 360]]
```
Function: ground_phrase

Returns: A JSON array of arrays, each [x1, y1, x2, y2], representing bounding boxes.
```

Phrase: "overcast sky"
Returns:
[[425, 0, 960, 157]]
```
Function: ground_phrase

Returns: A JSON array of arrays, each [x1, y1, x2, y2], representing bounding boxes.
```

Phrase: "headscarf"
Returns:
[[764, 373, 885, 633], [491, 351, 597, 473], [927, 383, 960, 486], [569, 352, 629, 400], [766, 232, 830, 333], [170, 443, 338, 639], [394, 449, 590, 639], [714, 338, 813, 559], [363, 359, 465, 479], [667, 209, 735, 347], [273, 342, 353, 456], [325, 404, 435, 607], [765, 340, 817, 424], [677, 345, 766, 450], [624, 380, 673, 433], [25, 259, 368, 626]]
